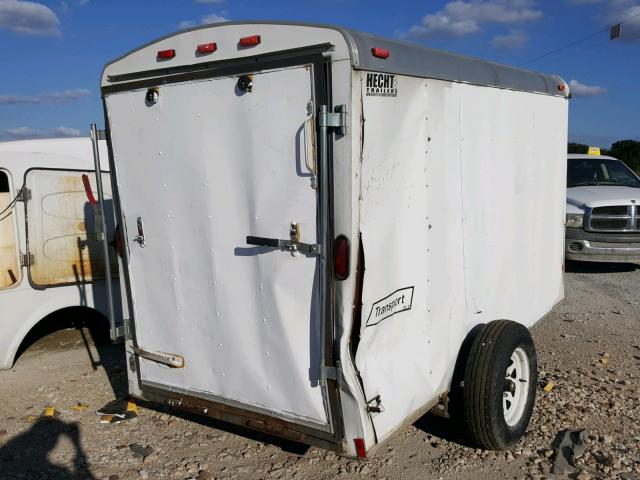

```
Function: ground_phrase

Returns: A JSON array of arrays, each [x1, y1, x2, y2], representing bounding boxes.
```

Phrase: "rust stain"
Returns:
[[27, 171, 119, 287]]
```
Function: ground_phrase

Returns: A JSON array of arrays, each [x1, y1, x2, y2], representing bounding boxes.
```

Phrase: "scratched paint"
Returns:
[[26, 170, 118, 287]]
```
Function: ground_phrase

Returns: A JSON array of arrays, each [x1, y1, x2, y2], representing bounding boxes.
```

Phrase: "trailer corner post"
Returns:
[[318, 105, 330, 386], [90, 123, 118, 342]]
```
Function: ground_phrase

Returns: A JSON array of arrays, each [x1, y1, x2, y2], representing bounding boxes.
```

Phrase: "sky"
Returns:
[[0, 0, 638, 148]]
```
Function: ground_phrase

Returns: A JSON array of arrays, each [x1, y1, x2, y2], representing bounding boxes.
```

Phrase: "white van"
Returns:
[[0, 138, 119, 369], [100, 22, 568, 457], [566, 152, 640, 263]]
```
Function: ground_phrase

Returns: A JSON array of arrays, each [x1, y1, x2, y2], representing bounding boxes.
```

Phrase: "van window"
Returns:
[[0, 170, 21, 288], [25, 169, 116, 287]]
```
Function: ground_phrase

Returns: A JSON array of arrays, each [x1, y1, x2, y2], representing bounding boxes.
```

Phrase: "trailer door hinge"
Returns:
[[322, 360, 343, 389], [20, 252, 33, 268], [114, 324, 126, 340], [16, 187, 31, 202], [318, 105, 347, 136]]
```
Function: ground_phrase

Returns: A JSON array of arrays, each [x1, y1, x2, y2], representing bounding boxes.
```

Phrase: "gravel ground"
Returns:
[[1, 262, 639, 480]]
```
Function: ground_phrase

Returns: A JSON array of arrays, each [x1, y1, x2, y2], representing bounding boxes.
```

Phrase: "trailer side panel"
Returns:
[[356, 73, 567, 442]]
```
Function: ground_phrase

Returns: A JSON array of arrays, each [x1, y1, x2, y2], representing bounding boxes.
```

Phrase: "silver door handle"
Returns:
[[133, 216, 146, 247]]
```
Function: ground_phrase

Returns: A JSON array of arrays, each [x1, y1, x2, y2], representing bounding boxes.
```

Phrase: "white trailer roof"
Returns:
[[0, 137, 92, 156], [0, 138, 106, 172], [101, 21, 567, 97]]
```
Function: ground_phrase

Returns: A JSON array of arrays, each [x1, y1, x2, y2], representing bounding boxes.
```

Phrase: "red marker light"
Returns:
[[558, 83, 566, 91], [371, 47, 390, 59], [334, 235, 350, 280], [157, 49, 176, 60], [197, 42, 217, 54], [239, 35, 261, 47], [354, 438, 367, 459]]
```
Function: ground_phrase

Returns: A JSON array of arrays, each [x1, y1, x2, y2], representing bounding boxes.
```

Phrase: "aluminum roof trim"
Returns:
[[101, 20, 566, 97]]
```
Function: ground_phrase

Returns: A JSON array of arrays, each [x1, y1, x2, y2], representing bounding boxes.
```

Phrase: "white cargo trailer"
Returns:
[[100, 22, 569, 457]]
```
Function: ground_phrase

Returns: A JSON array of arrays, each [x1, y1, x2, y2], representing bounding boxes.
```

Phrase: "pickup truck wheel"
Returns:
[[463, 320, 537, 450]]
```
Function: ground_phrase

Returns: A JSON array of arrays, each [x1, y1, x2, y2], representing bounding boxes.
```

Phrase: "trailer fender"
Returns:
[[0, 299, 103, 370]]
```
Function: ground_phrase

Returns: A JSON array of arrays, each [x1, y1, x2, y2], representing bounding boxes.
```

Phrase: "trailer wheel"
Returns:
[[463, 320, 537, 450]]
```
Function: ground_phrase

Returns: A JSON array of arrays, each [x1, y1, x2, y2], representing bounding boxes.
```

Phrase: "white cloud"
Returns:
[[569, 79, 608, 97], [404, 0, 542, 39], [178, 12, 229, 29], [491, 28, 528, 48], [0, 0, 61, 35], [201, 13, 229, 24], [52, 126, 83, 137], [0, 88, 91, 105], [0, 126, 84, 140], [178, 20, 196, 29]]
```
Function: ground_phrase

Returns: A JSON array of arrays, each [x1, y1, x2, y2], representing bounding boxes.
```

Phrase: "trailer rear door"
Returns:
[[105, 64, 331, 428]]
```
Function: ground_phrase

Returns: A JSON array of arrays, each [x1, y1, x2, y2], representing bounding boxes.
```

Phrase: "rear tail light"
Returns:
[[239, 35, 261, 47], [371, 47, 390, 59], [197, 42, 217, 54], [354, 438, 367, 458], [157, 49, 176, 60], [334, 235, 350, 280]]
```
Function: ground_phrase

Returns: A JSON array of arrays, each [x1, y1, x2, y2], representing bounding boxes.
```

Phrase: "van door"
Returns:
[[24, 169, 116, 287], [105, 64, 332, 429]]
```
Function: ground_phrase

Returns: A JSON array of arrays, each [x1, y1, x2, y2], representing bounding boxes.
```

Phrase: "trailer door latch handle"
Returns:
[[246, 235, 321, 256], [132, 346, 184, 368], [134, 216, 146, 247]]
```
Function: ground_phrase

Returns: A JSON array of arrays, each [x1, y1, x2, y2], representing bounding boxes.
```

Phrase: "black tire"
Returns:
[[463, 320, 537, 450]]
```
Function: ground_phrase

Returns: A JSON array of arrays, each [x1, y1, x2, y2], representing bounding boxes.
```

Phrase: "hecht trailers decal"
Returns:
[[365, 73, 398, 97], [366, 287, 414, 327]]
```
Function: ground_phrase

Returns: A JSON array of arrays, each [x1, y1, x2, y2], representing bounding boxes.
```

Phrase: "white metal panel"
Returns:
[[355, 73, 567, 442], [457, 84, 567, 325], [106, 66, 329, 426], [356, 74, 437, 441]]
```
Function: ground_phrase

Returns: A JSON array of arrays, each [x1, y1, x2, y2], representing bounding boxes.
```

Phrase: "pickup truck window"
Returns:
[[0, 170, 20, 288], [567, 158, 640, 188]]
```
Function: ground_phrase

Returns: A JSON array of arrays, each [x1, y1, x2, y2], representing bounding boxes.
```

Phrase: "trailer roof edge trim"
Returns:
[[101, 20, 567, 97]]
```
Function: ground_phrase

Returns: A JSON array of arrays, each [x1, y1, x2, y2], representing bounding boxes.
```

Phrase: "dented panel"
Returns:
[[26, 169, 117, 287]]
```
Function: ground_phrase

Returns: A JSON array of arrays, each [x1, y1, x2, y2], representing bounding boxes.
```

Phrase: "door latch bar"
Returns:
[[246, 236, 322, 256]]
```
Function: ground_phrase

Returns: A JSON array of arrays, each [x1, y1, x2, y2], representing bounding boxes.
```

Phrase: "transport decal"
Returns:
[[366, 287, 414, 327], [365, 72, 398, 97]]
